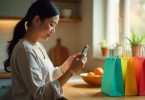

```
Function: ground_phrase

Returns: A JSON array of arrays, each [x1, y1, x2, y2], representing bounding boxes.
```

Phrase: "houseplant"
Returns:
[[124, 31, 145, 57], [115, 42, 123, 57], [99, 40, 109, 56]]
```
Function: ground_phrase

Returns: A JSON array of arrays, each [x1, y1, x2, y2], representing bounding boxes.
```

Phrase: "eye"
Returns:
[[50, 23, 56, 27]]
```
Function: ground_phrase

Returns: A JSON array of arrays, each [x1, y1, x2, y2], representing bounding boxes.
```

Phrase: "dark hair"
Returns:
[[4, 0, 60, 72]]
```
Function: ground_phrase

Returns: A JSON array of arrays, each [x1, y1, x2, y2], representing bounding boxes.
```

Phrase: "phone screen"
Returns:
[[81, 45, 89, 57]]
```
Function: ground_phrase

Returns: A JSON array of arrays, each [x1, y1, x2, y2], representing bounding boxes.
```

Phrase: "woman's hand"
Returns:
[[58, 53, 87, 86], [60, 53, 87, 74]]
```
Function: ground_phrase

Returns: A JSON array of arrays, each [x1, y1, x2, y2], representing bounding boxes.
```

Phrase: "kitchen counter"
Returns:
[[0, 71, 12, 100], [0, 73, 11, 78], [63, 76, 145, 100]]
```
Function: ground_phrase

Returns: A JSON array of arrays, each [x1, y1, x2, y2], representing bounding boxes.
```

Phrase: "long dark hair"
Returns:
[[4, 0, 59, 72]]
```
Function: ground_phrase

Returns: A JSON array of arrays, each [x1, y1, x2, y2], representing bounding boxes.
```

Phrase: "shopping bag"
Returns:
[[101, 57, 124, 96], [134, 57, 144, 95], [139, 59, 145, 96], [121, 57, 129, 82], [125, 58, 137, 96]]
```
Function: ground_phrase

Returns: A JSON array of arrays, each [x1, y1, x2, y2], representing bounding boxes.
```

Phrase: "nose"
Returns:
[[51, 28, 55, 33]]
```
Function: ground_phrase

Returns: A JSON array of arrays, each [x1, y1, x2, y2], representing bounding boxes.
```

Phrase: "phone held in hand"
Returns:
[[79, 45, 89, 60]]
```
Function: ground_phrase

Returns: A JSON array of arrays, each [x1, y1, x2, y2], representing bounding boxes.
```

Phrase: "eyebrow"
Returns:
[[50, 20, 56, 24], [51, 20, 57, 25]]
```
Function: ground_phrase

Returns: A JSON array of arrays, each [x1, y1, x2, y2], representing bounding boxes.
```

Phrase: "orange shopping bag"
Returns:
[[125, 57, 137, 96]]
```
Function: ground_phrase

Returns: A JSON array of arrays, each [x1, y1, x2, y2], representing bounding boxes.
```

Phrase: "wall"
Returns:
[[0, 20, 79, 71], [0, 0, 80, 71], [0, 0, 32, 18], [78, 0, 106, 71], [0, 20, 19, 71], [41, 22, 79, 55], [0, 0, 106, 72]]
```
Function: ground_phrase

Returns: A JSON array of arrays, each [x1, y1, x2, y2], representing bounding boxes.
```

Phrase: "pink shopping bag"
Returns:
[[139, 59, 145, 96]]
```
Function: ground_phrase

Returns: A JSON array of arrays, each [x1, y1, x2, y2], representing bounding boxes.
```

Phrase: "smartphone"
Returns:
[[80, 45, 89, 59]]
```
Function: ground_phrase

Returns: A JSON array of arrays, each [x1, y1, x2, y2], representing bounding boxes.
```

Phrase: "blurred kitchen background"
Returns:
[[0, 0, 145, 72]]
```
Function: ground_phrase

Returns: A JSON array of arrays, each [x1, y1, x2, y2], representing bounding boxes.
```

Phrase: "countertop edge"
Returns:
[[0, 73, 11, 78]]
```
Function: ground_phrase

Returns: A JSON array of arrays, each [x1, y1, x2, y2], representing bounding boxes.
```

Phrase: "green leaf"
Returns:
[[124, 31, 145, 46]]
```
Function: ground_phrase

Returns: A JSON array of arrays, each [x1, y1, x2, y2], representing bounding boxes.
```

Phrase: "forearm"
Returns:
[[60, 65, 68, 74], [57, 69, 73, 86]]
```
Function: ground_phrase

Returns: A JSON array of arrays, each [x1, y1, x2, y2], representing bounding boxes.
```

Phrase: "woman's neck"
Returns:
[[23, 28, 38, 45]]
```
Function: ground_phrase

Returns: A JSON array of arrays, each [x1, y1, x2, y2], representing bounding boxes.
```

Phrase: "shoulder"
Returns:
[[14, 39, 37, 54]]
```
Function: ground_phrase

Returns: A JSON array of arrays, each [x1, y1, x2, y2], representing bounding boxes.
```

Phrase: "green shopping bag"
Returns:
[[101, 57, 124, 96]]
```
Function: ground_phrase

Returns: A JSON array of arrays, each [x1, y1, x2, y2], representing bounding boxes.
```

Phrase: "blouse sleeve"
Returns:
[[52, 67, 63, 80], [16, 49, 63, 100], [38, 43, 63, 81]]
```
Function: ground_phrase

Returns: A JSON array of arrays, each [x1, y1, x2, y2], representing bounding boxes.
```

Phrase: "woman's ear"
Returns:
[[32, 15, 41, 26]]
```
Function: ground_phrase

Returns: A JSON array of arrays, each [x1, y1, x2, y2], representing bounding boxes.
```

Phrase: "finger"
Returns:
[[67, 53, 81, 63], [71, 52, 81, 59], [77, 58, 85, 65], [81, 56, 87, 64]]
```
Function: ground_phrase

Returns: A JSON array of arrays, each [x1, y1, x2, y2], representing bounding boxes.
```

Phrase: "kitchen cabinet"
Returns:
[[0, 76, 13, 100], [53, 0, 81, 3], [0, 0, 32, 18], [0, 0, 81, 23], [53, 0, 82, 23]]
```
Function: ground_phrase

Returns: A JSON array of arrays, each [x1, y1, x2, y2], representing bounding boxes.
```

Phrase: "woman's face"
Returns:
[[33, 15, 59, 40]]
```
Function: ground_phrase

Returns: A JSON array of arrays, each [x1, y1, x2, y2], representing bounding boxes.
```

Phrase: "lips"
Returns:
[[47, 33, 53, 37]]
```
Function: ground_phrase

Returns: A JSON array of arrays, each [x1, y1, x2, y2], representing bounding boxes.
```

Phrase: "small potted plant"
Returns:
[[124, 31, 145, 57], [115, 42, 123, 57], [100, 40, 109, 56]]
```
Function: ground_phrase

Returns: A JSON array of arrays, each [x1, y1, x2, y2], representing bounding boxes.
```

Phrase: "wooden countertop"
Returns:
[[63, 82, 145, 100], [0, 72, 11, 78]]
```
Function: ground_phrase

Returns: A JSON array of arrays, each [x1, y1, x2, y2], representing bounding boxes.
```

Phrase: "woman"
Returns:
[[4, 0, 87, 100]]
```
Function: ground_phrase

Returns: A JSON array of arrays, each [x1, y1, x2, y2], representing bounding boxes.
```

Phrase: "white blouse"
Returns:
[[10, 39, 64, 100]]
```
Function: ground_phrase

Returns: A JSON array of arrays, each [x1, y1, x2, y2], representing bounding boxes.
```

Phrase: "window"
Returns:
[[93, 0, 145, 58], [106, 0, 120, 45], [121, 0, 145, 37], [130, 0, 145, 35], [93, 0, 120, 58]]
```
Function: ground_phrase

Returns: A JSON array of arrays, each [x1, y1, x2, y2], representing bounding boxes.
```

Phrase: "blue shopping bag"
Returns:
[[101, 57, 124, 96]]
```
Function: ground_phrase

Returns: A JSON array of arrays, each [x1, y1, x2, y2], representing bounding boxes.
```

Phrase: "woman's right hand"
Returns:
[[58, 53, 87, 86], [61, 53, 87, 74], [68, 54, 87, 74]]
